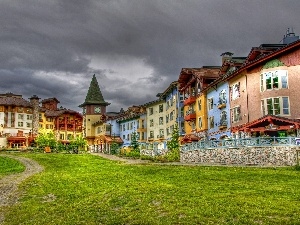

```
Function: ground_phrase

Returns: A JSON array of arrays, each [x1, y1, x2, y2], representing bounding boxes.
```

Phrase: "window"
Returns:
[[150, 119, 154, 127], [60, 134, 64, 140], [219, 90, 226, 104], [26, 122, 31, 128], [18, 122, 23, 127], [166, 115, 169, 123], [232, 106, 241, 123], [166, 127, 170, 135], [209, 116, 214, 129], [97, 127, 101, 134], [149, 131, 154, 138], [220, 111, 227, 126], [208, 98, 214, 110], [141, 132, 145, 140], [170, 125, 174, 133], [123, 124, 125, 131], [127, 134, 130, 140], [159, 129, 164, 137], [159, 117, 163, 125], [231, 83, 240, 100], [170, 111, 174, 121], [282, 97, 289, 114], [27, 115, 32, 120], [260, 70, 288, 91], [198, 117, 203, 129], [180, 108, 184, 117], [149, 107, 153, 115], [198, 99, 202, 111], [179, 94, 184, 102], [18, 114, 24, 120], [159, 104, 163, 113], [261, 97, 290, 116], [46, 117, 53, 122]]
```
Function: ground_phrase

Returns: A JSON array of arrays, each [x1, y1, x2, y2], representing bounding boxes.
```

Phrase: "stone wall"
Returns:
[[180, 146, 300, 166]]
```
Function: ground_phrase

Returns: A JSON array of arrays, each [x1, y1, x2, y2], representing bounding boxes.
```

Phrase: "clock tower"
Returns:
[[79, 74, 110, 144]]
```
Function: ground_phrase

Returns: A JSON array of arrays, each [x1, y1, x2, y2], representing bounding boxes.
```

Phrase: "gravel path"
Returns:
[[0, 155, 44, 224], [91, 152, 152, 164]]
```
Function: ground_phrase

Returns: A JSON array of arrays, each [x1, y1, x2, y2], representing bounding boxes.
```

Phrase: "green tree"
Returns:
[[69, 134, 88, 152], [127, 131, 140, 158], [166, 124, 180, 161], [35, 129, 57, 149], [130, 131, 140, 151], [110, 141, 119, 155]]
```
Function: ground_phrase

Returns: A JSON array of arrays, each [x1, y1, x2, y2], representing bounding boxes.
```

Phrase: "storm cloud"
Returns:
[[1, 0, 299, 112]]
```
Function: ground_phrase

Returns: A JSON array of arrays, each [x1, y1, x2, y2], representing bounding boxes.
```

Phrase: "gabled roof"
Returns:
[[79, 74, 110, 107], [159, 81, 178, 99], [232, 115, 300, 132], [178, 67, 220, 91], [203, 39, 300, 93]]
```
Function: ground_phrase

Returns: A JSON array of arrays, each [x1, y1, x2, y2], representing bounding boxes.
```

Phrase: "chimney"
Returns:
[[29, 95, 40, 136], [283, 28, 299, 44]]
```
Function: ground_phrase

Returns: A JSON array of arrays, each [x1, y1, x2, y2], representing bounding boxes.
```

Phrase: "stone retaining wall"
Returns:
[[180, 146, 300, 166]]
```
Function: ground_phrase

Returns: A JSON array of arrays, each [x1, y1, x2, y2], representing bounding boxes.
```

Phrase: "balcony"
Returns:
[[218, 120, 228, 130], [148, 137, 154, 141], [183, 96, 196, 106], [184, 110, 196, 121], [157, 135, 165, 140], [217, 98, 227, 109]]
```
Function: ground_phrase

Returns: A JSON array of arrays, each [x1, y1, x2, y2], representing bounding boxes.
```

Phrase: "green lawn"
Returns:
[[1, 153, 300, 225], [0, 155, 25, 179]]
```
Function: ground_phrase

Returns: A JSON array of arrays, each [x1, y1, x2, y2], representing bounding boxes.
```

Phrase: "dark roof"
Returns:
[[142, 98, 163, 107], [203, 39, 300, 92], [159, 81, 178, 99], [79, 74, 110, 107], [44, 108, 82, 118], [0, 95, 31, 107], [41, 97, 60, 103]]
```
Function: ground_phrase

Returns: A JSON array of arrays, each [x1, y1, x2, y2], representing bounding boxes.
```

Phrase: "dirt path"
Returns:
[[91, 152, 152, 164], [0, 155, 44, 224]]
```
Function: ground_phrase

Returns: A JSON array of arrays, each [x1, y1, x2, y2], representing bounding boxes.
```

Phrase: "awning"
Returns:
[[96, 135, 123, 144], [181, 134, 200, 143], [232, 115, 300, 133]]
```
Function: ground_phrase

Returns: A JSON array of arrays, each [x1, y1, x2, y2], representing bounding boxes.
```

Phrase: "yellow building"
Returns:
[[178, 67, 220, 142], [39, 98, 83, 144]]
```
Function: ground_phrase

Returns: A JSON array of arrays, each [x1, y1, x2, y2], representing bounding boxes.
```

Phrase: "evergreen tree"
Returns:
[[166, 124, 180, 161], [130, 131, 140, 152]]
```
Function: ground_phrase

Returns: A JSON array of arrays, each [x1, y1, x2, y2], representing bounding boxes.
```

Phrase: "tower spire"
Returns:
[[79, 74, 110, 107]]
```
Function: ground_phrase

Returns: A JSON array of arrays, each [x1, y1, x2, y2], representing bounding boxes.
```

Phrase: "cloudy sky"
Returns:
[[1, 0, 299, 112]]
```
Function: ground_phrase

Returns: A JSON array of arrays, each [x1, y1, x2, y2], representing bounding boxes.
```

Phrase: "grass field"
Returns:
[[0, 155, 25, 179], [1, 153, 300, 225]]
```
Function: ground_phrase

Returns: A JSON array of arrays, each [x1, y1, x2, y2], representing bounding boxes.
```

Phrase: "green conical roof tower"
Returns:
[[79, 74, 110, 107]]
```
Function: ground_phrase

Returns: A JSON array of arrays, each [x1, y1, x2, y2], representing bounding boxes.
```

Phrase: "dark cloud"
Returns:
[[0, 0, 299, 112]]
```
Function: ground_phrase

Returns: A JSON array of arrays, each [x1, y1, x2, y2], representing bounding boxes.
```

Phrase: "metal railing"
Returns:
[[181, 137, 299, 151]]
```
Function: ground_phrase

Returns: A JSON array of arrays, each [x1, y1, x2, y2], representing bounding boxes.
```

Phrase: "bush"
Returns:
[[124, 150, 140, 158]]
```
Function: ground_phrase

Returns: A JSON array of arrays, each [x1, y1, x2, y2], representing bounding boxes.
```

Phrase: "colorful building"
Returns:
[[0, 93, 83, 148]]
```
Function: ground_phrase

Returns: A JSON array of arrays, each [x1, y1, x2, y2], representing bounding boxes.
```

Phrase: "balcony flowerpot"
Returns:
[[44, 146, 51, 153]]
